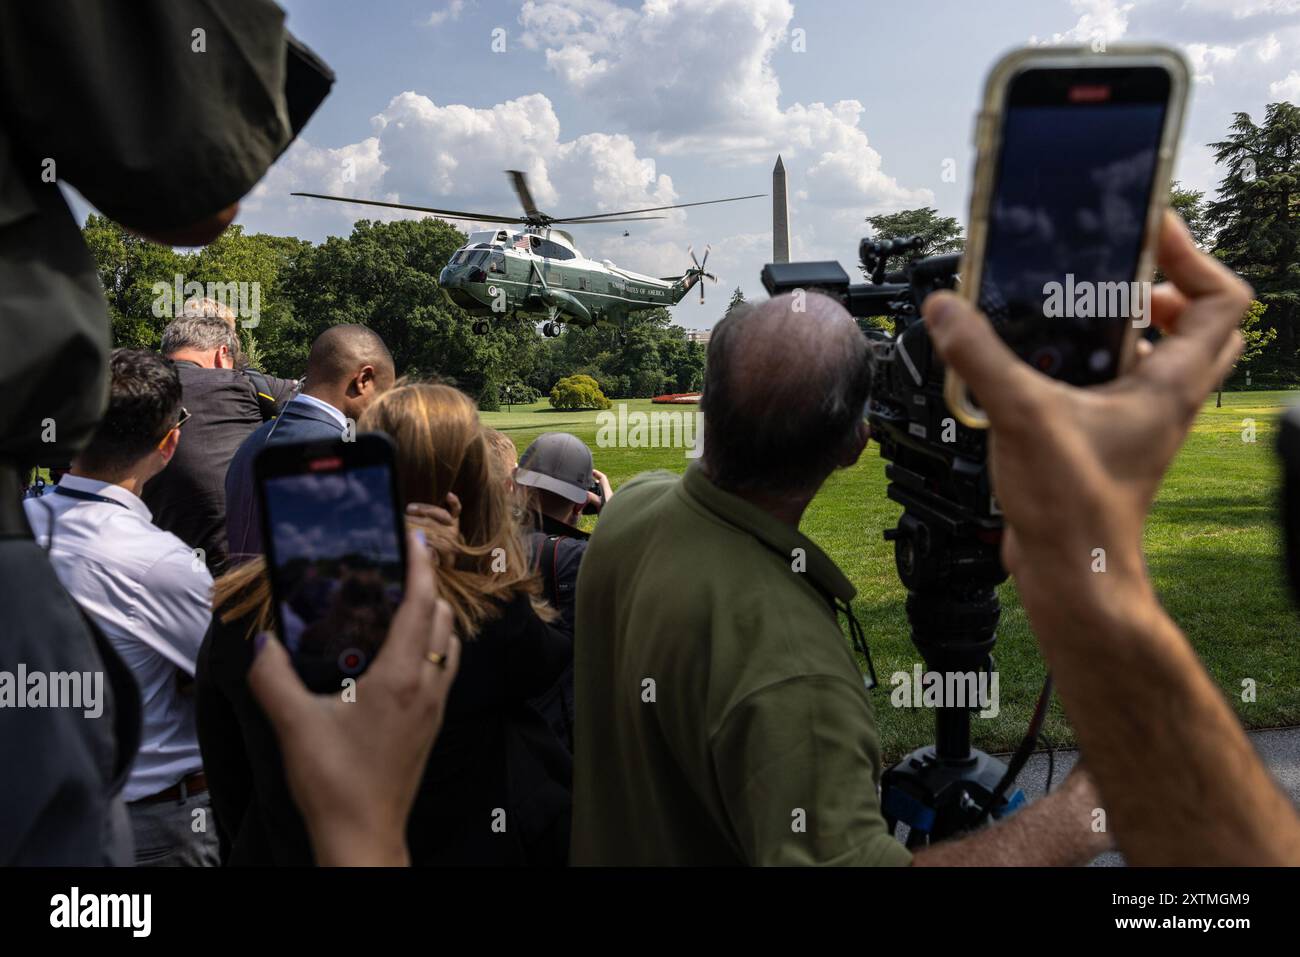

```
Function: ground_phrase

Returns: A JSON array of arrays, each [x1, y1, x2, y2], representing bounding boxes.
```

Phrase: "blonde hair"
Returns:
[[213, 382, 550, 638], [484, 428, 518, 475]]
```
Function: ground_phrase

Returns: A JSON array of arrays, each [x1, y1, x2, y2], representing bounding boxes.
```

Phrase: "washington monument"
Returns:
[[772, 154, 790, 263]]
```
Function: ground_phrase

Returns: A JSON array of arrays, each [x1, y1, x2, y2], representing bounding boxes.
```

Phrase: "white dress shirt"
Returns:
[[24, 474, 214, 802], [290, 392, 348, 430]]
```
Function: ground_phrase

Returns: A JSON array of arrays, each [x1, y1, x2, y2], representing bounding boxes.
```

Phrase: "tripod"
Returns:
[[878, 465, 1024, 846]]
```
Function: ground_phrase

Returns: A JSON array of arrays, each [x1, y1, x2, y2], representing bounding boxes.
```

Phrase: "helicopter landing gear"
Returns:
[[472, 319, 490, 335], [542, 321, 562, 338]]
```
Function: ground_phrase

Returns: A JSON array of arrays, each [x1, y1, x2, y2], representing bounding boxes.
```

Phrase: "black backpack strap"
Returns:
[[535, 533, 565, 606]]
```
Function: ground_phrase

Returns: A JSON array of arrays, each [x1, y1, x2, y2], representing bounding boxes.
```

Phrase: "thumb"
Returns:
[[922, 290, 1041, 423], [247, 632, 317, 735]]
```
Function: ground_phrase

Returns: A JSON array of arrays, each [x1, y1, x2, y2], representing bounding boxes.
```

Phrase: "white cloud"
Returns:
[[514, 0, 928, 228], [1271, 69, 1300, 99], [1257, 33, 1282, 61], [1029, 0, 1133, 47], [247, 90, 697, 271], [1186, 42, 1242, 84], [425, 0, 467, 28]]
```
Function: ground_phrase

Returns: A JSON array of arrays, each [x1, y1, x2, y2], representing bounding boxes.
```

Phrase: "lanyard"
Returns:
[[54, 485, 130, 509]]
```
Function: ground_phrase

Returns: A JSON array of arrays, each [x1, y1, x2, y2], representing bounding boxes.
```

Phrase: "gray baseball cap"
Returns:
[[512, 434, 595, 509], [515, 432, 594, 505]]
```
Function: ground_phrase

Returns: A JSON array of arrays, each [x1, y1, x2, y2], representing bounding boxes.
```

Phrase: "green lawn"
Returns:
[[483, 390, 1300, 762]]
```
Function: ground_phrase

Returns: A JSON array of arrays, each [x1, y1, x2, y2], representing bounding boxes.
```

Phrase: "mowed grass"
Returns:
[[483, 391, 1300, 762]]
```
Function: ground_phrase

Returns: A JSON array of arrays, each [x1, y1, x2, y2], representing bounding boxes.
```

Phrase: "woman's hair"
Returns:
[[213, 381, 549, 638]]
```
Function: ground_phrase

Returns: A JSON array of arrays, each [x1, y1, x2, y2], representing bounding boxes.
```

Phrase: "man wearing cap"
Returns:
[[514, 432, 613, 749]]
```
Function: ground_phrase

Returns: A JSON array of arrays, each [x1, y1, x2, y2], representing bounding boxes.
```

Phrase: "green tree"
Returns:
[[724, 286, 746, 316], [82, 214, 187, 348], [1206, 102, 1300, 362], [864, 207, 964, 265], [1169, 181, 1213, 248], [550, 374, 611, 410]]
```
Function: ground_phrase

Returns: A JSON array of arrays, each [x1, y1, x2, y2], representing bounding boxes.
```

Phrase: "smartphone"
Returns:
[[945, 46, 1190, 427], [254, 433, 406, 692]]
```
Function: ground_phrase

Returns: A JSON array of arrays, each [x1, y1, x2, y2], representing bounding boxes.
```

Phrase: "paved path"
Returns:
[[1004, 726, 1300, 866]]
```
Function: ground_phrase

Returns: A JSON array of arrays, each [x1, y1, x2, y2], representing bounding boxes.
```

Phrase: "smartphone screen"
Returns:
[[257, 436, 405, 692], [978, 66, 1171, 385]]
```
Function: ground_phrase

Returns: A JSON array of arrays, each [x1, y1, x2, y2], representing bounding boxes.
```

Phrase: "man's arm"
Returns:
[[922, 212, 1300, 865], [912, 767, 1108, 866]]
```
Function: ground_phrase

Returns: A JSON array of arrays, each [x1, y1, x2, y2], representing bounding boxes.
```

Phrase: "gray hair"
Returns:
[[180, 296, 236, 322], [160, 315, 237, 358], [700, 292, 871, 495]]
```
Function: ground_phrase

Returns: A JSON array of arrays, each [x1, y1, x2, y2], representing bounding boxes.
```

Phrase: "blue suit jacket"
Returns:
[[224, 398, 345, 562]]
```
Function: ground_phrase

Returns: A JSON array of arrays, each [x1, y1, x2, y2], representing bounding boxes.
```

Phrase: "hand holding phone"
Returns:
[[947, 45, 1190, 427], [255, 433, 407, 692]]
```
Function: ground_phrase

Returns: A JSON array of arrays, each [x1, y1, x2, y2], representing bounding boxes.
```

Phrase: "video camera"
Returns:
[[762, 238, 1024, 844]]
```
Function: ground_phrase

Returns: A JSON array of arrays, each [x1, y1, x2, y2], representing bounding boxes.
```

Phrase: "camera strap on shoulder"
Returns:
[[242, 368, 279, 421], [537, 533, 565, 606]]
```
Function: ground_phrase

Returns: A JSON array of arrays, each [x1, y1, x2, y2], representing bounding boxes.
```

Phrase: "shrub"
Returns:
[[550, 374, 611, 411]]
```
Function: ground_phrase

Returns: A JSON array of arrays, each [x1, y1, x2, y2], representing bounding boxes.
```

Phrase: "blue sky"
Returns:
[[219, 0, 1299, 326]]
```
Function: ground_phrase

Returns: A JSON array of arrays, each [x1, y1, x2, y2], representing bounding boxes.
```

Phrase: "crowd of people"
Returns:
[[3, 1, 1300, 869]]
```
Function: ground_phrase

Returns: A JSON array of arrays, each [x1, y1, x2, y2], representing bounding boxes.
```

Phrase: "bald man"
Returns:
[[571, 291, 1110, 867], [224, 324, 395, 562]]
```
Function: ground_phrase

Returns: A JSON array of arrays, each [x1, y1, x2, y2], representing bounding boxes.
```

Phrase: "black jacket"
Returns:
[[142, 362, 268, 575], [196, 592, 573, 866]]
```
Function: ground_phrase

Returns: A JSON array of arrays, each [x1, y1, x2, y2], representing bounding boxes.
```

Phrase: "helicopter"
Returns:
[[292, 170, 762, 337]]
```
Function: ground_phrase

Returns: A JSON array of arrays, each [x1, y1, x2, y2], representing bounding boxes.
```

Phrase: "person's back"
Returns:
[[224, 324, 396, 562], [573, 465, 902, 865], [25, 349, 219, 865], [143, 318, 266, 574]]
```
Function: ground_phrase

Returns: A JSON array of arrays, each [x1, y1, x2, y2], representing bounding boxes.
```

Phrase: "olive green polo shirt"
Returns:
[[572, 464, 912, 866]]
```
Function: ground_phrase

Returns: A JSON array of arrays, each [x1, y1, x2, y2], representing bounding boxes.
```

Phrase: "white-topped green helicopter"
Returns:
[[292, 170, 762, 336]]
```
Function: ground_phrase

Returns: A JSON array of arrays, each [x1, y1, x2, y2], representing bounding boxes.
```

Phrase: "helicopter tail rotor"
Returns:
[[686, 244, 717, 304]]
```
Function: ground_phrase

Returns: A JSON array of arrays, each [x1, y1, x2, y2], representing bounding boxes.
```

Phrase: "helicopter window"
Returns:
[[534, 238, 574, 261], [488, 252, 505, 273]]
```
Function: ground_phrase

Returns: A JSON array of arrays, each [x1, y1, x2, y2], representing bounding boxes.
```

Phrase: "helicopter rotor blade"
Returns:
[[289, 193, 523, 224], [700, 244, 710, 270], [688, 245, 700, 269], [548, 192, 765, 224], [557, 215, 666, 224], [506, 170, 543, 221]]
